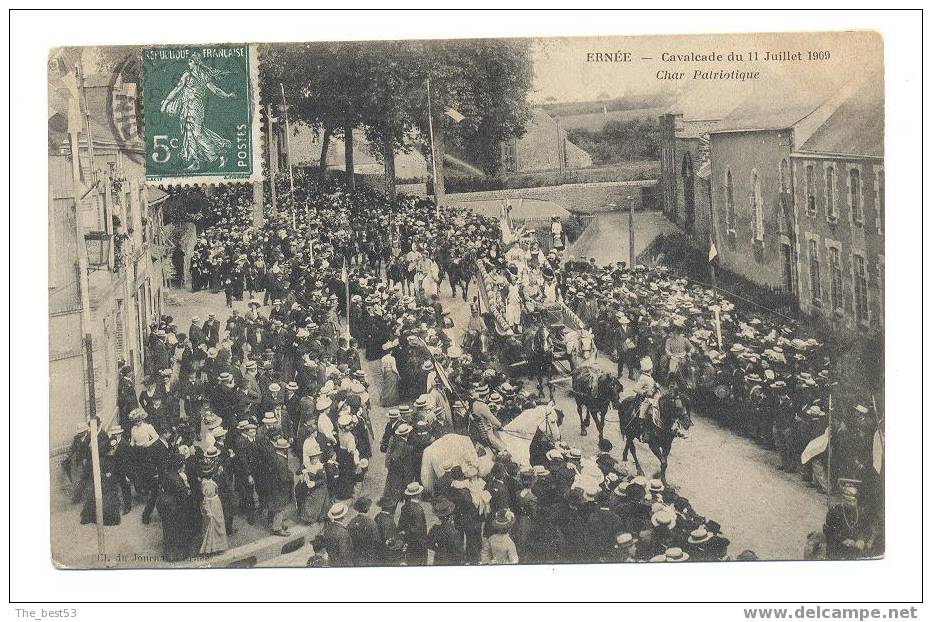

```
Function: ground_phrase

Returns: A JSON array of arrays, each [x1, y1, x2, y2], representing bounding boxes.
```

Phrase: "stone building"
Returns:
[[707, 73, 865, 293], [659, 81, 754, 250], [791, 78, 884, 333], [661, 69, 884, 335], [500, 108, 592, 173], [48, 60, 166, 451]]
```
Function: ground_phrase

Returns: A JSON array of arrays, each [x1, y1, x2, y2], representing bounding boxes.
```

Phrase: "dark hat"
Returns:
[[432, 497, 455, 519], [352, 496, 372, 513], [166, 453, 185, 469], [377, 497, 397, 511], [565, 487, 587, 506], [491, 508, 516, 531]]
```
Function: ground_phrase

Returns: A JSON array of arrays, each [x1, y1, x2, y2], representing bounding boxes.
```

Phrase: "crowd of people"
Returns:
[[62, 174, 880, 564], [559, 260, 881, 508]]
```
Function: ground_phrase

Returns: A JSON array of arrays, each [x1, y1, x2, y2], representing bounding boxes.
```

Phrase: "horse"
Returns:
[[521, 321, 554, 399], [615, 389, 692, 484], [570, 365, 621, 440], [445, 258, 472, 301], [666, 356, 697, 417]]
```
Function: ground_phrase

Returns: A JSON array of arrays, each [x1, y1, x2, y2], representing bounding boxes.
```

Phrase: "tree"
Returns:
[[354, 41, 424, 198], [259, 39, 535, 199], [404, 38, 535, 194], [260, 43, 371, 188]]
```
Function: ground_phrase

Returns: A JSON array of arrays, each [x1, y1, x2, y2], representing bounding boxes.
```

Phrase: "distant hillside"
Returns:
[[557, 106, 668, 132], [541, 93, 675, 118]]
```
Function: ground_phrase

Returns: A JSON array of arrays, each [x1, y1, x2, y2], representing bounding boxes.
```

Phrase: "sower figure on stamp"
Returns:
[[159, 53, 236, 171]]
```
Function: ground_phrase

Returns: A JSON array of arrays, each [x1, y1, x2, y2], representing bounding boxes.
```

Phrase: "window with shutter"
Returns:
[[725, 170, 735, 232], [829, 246, 842, 311], [808, 239, 821, 303], [806, 164, 816, 216], [826, 166, 837, 221], [115, 300, 126, 360], [853, 254, 868, 324], [850, 168, 863, 225]]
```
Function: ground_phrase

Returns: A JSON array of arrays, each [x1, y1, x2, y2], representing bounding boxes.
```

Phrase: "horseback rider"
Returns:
[[664, 317, 693, 382], [632, 356, 657, 405], [630, 357, 657, 441]]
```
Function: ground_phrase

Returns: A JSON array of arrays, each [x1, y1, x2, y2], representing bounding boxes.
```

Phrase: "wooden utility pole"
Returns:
[[826, 392, 834, 504], [280, 84, 297, 227], [77, 63, 106, 560], [344, 124, 355, 190], [267, 104, 278, 215], [628, 197, 635, 267]]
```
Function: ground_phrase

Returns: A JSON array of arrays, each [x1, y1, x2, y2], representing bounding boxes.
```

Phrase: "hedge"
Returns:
[[439, 162, 659, 194]]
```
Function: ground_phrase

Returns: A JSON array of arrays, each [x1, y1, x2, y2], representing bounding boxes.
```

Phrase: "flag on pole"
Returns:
[[342, 258, 350, 339], [872, 429, 884, 474], [432, 353, 455, 394], [444, 107, 466, 123], [801, 427, 830, 465]]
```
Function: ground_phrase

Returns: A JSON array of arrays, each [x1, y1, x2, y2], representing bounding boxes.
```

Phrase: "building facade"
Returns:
[[49, 67, 166, 451], [708, 129, 797, 292], [500, 108, 592, 173], [791, 79, 884, 334], [659, 113, 718, 248], [662, 71, 883, 335]]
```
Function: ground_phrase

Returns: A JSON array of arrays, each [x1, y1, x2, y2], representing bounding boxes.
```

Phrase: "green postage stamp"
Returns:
[[142, 44, 261, 184]]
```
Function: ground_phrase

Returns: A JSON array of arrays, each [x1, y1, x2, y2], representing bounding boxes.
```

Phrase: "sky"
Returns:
[[529, 30, 883, 105]]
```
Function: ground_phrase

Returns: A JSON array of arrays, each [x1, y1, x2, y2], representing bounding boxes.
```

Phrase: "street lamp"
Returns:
[[84, 231, 112, 271]]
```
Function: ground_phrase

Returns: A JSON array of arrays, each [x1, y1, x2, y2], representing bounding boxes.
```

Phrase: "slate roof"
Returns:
[[713, 69, 839, 133], [798, 78, 884, 158]]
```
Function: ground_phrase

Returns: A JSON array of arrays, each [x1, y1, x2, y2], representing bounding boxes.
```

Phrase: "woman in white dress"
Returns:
[[504, 279, 523, 331], [421, 255, 441, 299], [198, 478, 228, 555], [379, 340, 400, 407]]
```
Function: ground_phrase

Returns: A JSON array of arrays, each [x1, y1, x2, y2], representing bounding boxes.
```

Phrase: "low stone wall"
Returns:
[[441, 179, 658, 214]]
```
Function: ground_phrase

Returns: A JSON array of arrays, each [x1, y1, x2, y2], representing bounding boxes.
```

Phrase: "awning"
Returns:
[[146, 186, 169, 206]]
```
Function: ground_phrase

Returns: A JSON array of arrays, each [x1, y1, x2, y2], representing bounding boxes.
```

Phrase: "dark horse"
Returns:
[[666, 357, 697, 417], [525, 322, 554, 399], [615, 388, 692, 484], [437, 244, 473, 302], [445, 258, 472, 301], [570, 365, 622, 440]]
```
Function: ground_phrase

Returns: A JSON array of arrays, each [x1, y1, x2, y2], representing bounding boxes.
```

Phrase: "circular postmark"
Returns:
[[107, 53, 144, 164]]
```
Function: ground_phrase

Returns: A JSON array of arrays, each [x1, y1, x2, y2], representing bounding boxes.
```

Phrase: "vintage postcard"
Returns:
[[49, 30, 884, 570]]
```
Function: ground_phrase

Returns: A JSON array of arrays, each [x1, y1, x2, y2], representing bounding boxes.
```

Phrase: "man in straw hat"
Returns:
[[321, 502, 354, 566], [398, 482, 428, 565], [267, 437, 293, 536]]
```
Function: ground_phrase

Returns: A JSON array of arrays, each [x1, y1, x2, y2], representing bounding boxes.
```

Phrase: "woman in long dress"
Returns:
[[80, 449, 123, 526], [379, 341, 400, 407], [297, 450, 332, 524], [159, 54, 236, 171], [505, 280, 523, 331], [421, 256, 441, 299], [198, 478, 228, 555], [333, 412, 359, 500]]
